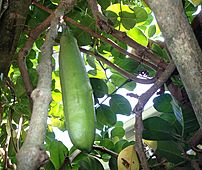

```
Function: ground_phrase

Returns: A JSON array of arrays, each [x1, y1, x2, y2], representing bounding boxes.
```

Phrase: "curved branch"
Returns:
[[32, 1, 159, 70], [80, 48, 156, 84], [87, 0, 167, 69], [17, 15, 52, 97], [133, 61, 175, 170]]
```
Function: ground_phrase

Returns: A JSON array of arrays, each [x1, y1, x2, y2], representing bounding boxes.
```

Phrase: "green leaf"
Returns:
[[114, 139, 128, 153], [109, 94, 132, 115], [111, 127, 125, 138], [78, 156, 104, 170], [119, 11, 136, 30], [15, 76, 26, 98], [109, 157, 118, 170], [49, 140, 69, 170], [104, 11, 119, 27], [96, 104, 117, 126], [28, 49, 36, 59], [90, 78, 108, 98], [127, 27, 148, 46], [156, 141, 185, 164], [100, 138, 115, 150], [153, 94, 173, 113], [133, 7, 148, 23], [143, 117, 177, 140], [147, 25, 156, 37], [97, 0, 110, 9], [50, 117, 65, 131]]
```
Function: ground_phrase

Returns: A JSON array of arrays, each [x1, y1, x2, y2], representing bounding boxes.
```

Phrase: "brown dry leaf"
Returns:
[[117, 145, 139, 170]]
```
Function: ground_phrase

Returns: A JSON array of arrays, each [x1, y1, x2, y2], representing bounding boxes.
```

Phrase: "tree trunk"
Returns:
[[148, 0, 202, 128]]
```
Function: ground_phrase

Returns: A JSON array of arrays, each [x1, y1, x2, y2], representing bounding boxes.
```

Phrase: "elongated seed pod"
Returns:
[[59, 28, 95, 152]]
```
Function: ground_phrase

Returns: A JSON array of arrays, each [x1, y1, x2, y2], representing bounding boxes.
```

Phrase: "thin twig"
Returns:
[[93, 145, 118, 158], [80, 48, 157, 84], [133, 61, 175, 170]]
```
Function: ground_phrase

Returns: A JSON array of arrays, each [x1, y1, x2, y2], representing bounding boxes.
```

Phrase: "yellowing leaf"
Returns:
[[188, 0, 202, 6], [143, 139, 157, 151], [118, 145, 139, 170]]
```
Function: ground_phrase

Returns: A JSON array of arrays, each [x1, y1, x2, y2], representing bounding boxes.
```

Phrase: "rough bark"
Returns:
[[0, 0, 32, 75], [148, 0, 202, 127]]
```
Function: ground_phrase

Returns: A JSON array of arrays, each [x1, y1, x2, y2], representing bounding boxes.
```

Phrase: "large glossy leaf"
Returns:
[[49, 140, 69, 170], [156, 141, 185, 164], [90, 78, 108, 98], [109, 94, 132, 115], [96, 104, 117, 126], [143, 117, 177, 140], [78, 156, 104, 170], [153, 94, 173, 113], [117, 145, 139, 170]]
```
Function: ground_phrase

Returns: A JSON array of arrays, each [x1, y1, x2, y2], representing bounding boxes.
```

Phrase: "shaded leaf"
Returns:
[[111, 127, 125, 138], [109, 94, 132, 115], [153, 94, 173, 113], [156, 141, 185, 164], [49, 140, 69, 170], [78, 156, 104, 170], [90, 78, 108, 98], [143, 117, 177, 140], [96, 104, 117, 126]]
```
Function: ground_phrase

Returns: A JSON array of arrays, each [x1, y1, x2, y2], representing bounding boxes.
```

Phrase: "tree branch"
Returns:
[[17, 15, 52, 97], [32, 1, 160, 70], [93, 145, 118, 158], [133, 61, 175, 170], [80, 48, 156, 84], [16, 1, 77, 170], [87, 0, 167, 70]]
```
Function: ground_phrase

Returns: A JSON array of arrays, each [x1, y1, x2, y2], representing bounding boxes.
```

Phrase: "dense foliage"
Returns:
[[0, 0, 201, 169]]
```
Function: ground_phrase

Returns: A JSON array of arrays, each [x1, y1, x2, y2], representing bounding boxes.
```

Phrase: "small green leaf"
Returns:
[[114, 139, 128, 153], [133, 7, 148, 23], [90, 78, 108, 98], [111, 127, 125, 138], [119, 11, 136, 30], [96, 104, 117, 126], [147, 25, 156, 37], [100, 138, 115, 150], [104, 11, 119, 27], [109, 94, 132, 115]]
